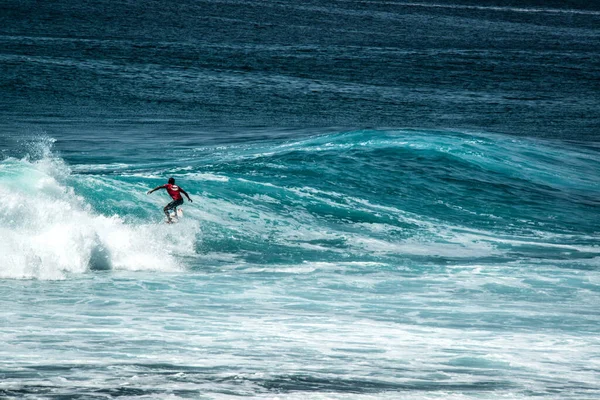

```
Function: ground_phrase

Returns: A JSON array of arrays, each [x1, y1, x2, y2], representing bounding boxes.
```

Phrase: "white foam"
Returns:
[[183, 172, 230, 182], [70, 163, 130, 172], [0, 152, 195, 279]]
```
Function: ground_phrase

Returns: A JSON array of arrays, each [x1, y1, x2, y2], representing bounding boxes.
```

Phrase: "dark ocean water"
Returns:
[[2, 0, 600, 135], [1, 1, 599, 399]]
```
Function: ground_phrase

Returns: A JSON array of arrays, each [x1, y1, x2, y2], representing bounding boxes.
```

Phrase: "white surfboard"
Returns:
[[166, 208, 184, 223]]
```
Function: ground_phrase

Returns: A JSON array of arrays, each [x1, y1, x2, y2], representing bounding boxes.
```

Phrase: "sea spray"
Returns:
[[0, 138, 198, 279]]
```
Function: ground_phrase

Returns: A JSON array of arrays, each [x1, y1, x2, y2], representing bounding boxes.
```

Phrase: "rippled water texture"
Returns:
[[1, 0, 600, 398], [1, 130, 599, 398]]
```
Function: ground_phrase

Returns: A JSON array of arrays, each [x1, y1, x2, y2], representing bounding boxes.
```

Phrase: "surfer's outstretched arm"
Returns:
[[147, 185, 165, 195], [180, 188, 193, 202]]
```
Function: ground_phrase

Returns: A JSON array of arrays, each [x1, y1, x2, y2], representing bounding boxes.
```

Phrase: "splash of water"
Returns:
[[0, 137, 198, 279]]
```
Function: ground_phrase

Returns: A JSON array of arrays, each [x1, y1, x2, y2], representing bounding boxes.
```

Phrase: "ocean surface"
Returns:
[[1, 1, 600, 398]]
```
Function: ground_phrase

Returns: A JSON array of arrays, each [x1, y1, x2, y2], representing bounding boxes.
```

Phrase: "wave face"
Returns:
[[5, 130, 598, 276], [1, 129, 600, 398]]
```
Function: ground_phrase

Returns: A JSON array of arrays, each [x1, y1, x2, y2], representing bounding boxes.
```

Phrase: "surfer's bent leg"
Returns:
[[164, 199, 184, 221]]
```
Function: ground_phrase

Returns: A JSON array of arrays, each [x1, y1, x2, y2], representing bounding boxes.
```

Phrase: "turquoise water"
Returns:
[[1, 130, 599, 398], [2, 0, 600, 397]]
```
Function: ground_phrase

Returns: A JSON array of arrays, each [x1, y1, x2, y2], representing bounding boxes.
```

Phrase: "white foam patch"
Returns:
[[0, 154, 196, 280], [70, 163, 130, 173], [230, 261, 389, 275], [184, 172, 230, 182]]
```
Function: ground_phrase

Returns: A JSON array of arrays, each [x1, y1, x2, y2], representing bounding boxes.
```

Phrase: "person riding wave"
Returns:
[[147, 177, 192, 223]]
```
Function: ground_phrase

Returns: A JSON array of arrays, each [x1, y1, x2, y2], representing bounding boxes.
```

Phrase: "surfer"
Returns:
[[147, 177, 192, 223]]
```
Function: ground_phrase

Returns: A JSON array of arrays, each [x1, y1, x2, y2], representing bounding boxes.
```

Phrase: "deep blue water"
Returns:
[[1, 1, 600, 399]]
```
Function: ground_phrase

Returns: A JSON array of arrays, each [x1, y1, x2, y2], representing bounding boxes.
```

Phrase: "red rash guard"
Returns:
[[165, 184, 183, 200]]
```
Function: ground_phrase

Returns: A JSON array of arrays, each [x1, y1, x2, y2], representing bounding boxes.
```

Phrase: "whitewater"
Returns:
[[1, 129, 599, 398], [2, 0, 600, 397]]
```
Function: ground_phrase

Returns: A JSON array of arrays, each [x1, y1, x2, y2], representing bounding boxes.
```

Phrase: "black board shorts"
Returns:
[[165, 198, 184, 210]]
